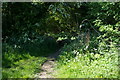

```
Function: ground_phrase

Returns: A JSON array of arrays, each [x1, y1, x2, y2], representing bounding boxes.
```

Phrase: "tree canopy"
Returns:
[[3, 2, 119, 39]]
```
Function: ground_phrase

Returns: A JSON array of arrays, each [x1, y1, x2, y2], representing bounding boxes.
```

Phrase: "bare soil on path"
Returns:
[[34, 49, 62, 78]]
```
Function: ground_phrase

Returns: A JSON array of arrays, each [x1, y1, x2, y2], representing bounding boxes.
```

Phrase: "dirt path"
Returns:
[[34, 49, 62, 78]]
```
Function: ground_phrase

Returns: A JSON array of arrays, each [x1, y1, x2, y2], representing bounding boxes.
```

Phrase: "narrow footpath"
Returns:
[[34, 49, 62, 78]]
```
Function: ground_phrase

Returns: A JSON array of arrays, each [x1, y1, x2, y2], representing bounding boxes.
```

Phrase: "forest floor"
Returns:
[[34, 48, 62, 78]]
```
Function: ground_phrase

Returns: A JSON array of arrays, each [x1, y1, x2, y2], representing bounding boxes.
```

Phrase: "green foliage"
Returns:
[[54, 53, 118, 78], [2, 2, 50, 38], [3, 35, 58, 57], [54, 38, 119, 78], [94, 21, 120, 44]]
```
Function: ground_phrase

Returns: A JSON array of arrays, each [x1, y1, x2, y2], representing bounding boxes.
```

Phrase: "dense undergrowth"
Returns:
[[2, 36, 58, 78], [53, 33, 119, 78]]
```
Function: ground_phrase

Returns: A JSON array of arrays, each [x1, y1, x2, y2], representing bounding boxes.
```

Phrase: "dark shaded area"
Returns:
[[57, 39, 73, 48]]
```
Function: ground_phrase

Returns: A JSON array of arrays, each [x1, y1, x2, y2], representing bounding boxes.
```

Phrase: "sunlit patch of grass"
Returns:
[[2, 56, 46, 78], [2, 36, 58, 78]]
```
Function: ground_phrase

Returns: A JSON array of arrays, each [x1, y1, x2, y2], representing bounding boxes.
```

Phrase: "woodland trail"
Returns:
[[34, 49, 62, 78]]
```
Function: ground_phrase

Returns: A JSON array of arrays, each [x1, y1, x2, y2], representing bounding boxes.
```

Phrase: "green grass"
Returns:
[[2, 56, 46, 78], [2, 36, 59, 78], [2, 45, 47, 78]]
